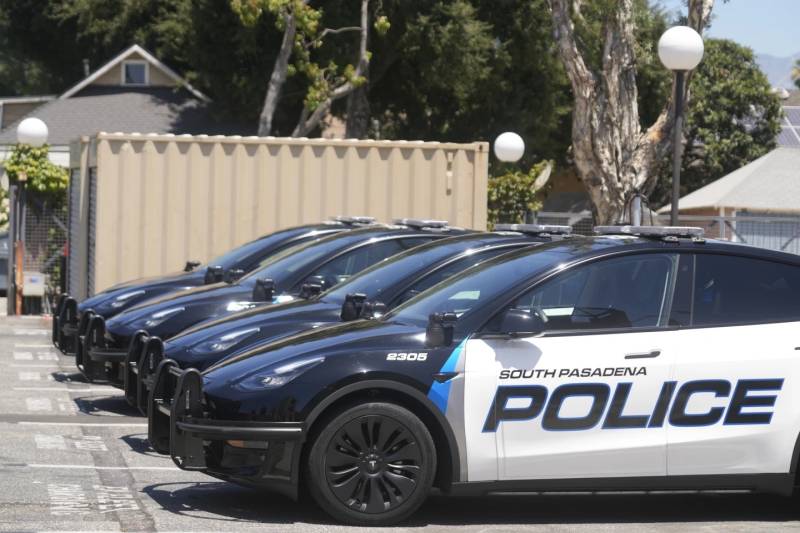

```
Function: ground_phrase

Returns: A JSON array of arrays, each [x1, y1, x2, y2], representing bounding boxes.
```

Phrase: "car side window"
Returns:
[[394, 247, 519, 305], [498, 253, 677, 332], [307, 239, 407, 289], [693, 254, 800, 327]]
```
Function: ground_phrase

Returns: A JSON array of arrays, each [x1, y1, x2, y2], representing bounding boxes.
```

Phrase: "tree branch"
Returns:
[[547, 0, 594, 93], [292, 0, 370, 137], [257, 8, 300, 136]]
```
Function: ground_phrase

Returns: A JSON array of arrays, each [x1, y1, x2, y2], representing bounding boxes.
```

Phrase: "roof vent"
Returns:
[[494, 223, 572, 236], [392, 218, 449, 230], [331, 216, 377, 226], [594, 225, 704, 239]]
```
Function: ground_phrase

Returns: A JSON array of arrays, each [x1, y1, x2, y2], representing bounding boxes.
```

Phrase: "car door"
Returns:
[[463, 252, 680, 482], [666, 253, 800, 477]]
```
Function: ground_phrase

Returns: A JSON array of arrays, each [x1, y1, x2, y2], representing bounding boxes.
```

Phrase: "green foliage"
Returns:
[[793, 58, 800, 90], [488, 161, 551, 227], [652, 39, 782, 206], [3, 144, 69, 198], [1, 144, 68, 228]]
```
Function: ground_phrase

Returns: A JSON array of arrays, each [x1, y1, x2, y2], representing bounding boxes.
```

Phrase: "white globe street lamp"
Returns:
[[16, 117, 49, 147], [11, 117, 48, 315], [494, 132, 525, 163], [658, 26, 704, 225]]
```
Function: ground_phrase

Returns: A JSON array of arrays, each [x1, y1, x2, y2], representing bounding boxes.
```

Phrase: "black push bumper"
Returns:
[[75, 315, 128, 384], [53, 295, 79, 354], [148, 364, 305, 498], [123, 333, 162, 413]]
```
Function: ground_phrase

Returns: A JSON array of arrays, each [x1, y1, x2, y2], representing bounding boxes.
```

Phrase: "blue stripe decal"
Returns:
[[428, 339, 467, 414]]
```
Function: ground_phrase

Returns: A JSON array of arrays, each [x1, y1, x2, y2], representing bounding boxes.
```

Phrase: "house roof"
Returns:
[[60, 44, 208, 102], [659, 147, 800, 214], [0, 86, 252, 145], [778, 106, 800, 147]]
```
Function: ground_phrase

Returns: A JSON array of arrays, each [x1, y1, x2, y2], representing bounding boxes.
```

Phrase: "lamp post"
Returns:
[[13, 117, 48, 315], [658, 26, 704, 226]]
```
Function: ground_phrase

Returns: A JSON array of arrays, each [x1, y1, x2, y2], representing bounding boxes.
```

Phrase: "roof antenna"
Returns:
[[82, 58, 91, 77]]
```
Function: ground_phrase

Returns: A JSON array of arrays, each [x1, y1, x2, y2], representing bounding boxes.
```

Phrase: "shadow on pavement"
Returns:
[[143, 483, 800, 527], [409, 492, 800, 526], [143, 481, 329, 526], [73, 394, 143, 417], [120, 433, 165, 458], [50, 371, 91, 383]]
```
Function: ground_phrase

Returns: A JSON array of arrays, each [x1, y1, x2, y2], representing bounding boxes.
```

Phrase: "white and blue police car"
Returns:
[[150, 226, 800, 525]]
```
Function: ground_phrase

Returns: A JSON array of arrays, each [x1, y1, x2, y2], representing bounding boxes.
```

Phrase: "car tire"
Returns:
[[306, 401, 436, 526]]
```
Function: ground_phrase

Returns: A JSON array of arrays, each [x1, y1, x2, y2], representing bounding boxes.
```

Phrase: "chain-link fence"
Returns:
[[6, 184, 67, 314], [529, 210, 800, 255]]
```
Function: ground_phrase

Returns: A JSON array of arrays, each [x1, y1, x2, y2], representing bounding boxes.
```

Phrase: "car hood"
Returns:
[[78, 270, 206, 316], [163, 299, 342, 370], [105, 282, 259, 339], [203, 319, 422, 388]]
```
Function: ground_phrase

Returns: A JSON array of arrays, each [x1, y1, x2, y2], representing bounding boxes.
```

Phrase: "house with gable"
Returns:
[[0, 44, 250, 167]]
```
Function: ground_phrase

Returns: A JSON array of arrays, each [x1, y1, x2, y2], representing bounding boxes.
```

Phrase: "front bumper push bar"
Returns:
[[148, 364, 305, 471], [123, 333, 162, 413], [53, 295, 78, 354], [75, 314, 127, 383]]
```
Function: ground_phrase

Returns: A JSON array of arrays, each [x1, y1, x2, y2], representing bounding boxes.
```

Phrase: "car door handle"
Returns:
[[625, 349, 661, 360]]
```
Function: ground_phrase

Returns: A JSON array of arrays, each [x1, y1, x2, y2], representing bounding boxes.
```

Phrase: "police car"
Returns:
[[77, 220, 464, 383], [128, 226, 572, 412], [52, 217, 371, 353], [150, 225, 800, 526]]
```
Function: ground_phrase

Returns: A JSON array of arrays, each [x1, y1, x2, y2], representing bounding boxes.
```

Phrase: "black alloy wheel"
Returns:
[[307, 402, 436, 525]]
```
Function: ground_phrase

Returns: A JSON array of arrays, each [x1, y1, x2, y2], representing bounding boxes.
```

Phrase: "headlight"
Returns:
[[235, 356, 325, 391], [140, 306, 184, 328], [189, 327, 260, 355], [109, 290, 146, 308]]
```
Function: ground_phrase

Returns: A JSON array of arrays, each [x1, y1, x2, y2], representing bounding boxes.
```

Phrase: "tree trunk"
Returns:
[[345, 83, 370, 138], [258, 12, 297, 136], [293, 0, 370, 137], [547, 0, 714, 224]]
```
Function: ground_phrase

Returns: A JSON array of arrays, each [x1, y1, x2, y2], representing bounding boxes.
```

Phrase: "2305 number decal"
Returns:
[[386, 352, 427, 361]]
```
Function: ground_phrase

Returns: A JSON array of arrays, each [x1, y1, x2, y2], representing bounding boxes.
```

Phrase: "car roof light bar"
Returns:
[[494, 224, 572, 235], [331, 216, 377, 226], [392, 218, 449, 229], [594, 225, 704, 238]]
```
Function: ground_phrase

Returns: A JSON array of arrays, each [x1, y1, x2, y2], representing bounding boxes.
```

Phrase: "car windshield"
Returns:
[[206, 227, 322, 271], [386, 247, 574, 327], [323, 237, 491, 305], [238, 230, 389, 288]]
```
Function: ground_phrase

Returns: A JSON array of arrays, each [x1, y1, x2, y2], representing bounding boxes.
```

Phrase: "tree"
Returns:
[[546, 0, 714, 223], [794, 58, 800, 90], [652, 39, 782, 205], [0, 144, 69, 228]]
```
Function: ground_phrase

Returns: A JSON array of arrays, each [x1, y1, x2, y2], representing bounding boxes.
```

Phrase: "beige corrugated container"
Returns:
[[68, 133, 488, 298]]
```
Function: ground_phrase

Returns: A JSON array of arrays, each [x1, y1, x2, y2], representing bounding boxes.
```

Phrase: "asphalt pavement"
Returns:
[[1, 312, 799, 532]]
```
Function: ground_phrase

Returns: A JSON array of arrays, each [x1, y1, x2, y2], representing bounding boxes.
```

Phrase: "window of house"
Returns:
[[122, 61, 148, 85]]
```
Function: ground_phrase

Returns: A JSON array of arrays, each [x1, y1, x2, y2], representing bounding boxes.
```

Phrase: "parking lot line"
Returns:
[[18, 421, 147, 427], [13, 387, 120, 393], [27, 464, 178, 471]]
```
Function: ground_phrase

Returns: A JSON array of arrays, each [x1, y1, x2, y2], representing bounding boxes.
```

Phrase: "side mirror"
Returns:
[[361, 300, 387, 319], [341, 293, 367, 321], [426, 312, 457, 348], [495, 308, 547, 338], [224, 268, 246, 284], [204, 265, 224, 284], [253, 278, 275, 302], [299, 282, 323, 300], [184, 260, 201, 272]]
